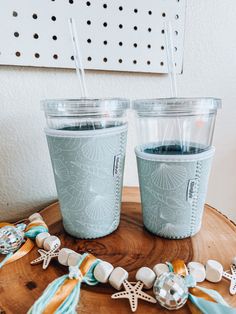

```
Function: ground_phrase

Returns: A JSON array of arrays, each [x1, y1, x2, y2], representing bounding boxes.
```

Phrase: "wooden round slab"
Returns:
[[0, 187, 236, 314]]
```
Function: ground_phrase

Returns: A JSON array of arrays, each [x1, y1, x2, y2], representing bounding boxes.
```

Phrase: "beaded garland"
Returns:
[[1, 215, 236, 313]]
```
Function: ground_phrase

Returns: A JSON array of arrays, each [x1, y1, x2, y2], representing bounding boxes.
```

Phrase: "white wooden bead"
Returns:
[[187, 262, 206, 283], [35, 232, 50, 248], [43, 235, 61, 251], [109, 267, 128, 290], [153, 263, 169, 277], [232, 257, 236, 266], [206, 260, 223, 283], [58, 248, 75, 266], [67, 252, 82, 266], [94, 261, 114, 283], [28, 213, 44, 222], [135, 267, 156, 289]]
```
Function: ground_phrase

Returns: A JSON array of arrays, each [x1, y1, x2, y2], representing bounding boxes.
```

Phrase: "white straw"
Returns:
[[68, 17, 88, 98], [164, 21, 178, 97]]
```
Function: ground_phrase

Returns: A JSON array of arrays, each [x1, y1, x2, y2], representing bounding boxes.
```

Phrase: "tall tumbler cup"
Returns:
[[42, 98, 129, 238], [133, 98, 221, 239]]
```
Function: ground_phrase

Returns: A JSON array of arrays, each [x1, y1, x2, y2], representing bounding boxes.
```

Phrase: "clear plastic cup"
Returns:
[[133, 98, 221, 238], [42, 98, 129, 239]]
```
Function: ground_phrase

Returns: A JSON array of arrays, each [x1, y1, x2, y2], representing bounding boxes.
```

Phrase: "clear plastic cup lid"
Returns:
[[41, 98, 130, 116], [132, 97, 222, 116]]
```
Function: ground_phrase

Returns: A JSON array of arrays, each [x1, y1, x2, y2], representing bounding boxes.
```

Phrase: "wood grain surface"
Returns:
[[0, 187, 236, 314]]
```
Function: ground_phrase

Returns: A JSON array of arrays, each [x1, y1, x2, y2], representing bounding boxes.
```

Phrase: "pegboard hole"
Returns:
[[14, 32, 19, 38], [69, 0, 74, 3], [161, 45, 165, 50], [87, 56, 92, 61], [133, 60, 137, 64], [52, 35, 57, 40], [15, 51, 21, 57], [162, 12, 166, 17], [133, 43, 137, 48], [32, 13, 38, 19], [87, 20, 91, 25], [33, 33, 39, 39], [119, 24, 123, 29], [148, 27, 152, 32], [86, 1, 91, 6], [161, 29, 165, 34], [12, 11, 18, 17], [53, 54, 58, 59], [160, 61, 164, 66], [51, 16, 56, 21], [148, 11, 152, 15], [134, 8, 138, 13], [103, 3, 107, 8], [119, 59, 123, 63], [119, 42, 123, 46], [103, 22, 108, 27], [34, 53, 40, 58], [103, 57, 107, 62], [119, 6, 123, 11], [134, 26, 138, 31], [147, 44, 151, 49], [87, 38, 91, 43], [103, 40, 108, 45], [71, 56, 74, 60], [147, 61, 151, 65]]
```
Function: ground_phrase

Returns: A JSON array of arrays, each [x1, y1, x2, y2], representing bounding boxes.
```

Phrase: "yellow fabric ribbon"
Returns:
[[43, 254, 97, 314], [172, 260, 217, 313], [4, 238, 34, 265]]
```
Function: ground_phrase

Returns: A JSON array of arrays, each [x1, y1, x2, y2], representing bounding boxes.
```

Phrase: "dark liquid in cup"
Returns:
[[144, 144, 206, 155], [58, 122, 122, 131]]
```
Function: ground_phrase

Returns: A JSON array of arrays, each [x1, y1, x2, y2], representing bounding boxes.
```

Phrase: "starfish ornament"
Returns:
[[222, 264, 236, 295], [30, 244, 59, 270], [111, 280, 157, 312]]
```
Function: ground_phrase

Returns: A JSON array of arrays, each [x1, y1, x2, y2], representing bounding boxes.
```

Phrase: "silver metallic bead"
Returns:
[[0, 226, 24, 254], [153, 272, 188, 310]]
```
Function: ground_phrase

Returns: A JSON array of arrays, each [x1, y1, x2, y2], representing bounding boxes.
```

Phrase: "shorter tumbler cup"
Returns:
[[133, 98, 221, 239], [42, 98, 129, 239]]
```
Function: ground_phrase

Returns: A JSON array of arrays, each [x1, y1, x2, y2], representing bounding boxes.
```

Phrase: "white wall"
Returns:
[[0, 0, 235, 221]]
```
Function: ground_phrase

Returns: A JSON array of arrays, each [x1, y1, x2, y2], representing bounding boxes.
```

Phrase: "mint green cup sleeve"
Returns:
[[46, 124, 127, 239], [135, 145, 215, 239]]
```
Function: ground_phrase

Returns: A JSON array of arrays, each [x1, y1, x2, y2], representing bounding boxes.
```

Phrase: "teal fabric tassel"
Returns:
[[24, 226, 48, 239], [189, 286, 236, 314], [0, 252, 13, 269], [28, 253, 100, 314]]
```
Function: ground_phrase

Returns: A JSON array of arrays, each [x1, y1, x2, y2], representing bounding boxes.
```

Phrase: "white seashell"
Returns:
[[187, 262, 206, 283], [151, 163, 187, 190], [94, 261, 114, 283], [35, 232, 50, 248], [205, 260, 223, 283], [81, 137, 117, 161], [58, 248, 75, 266], [28, 213, 44, 222], [85, 195, 115, 221], [153, 263, 170, 277], [109, 267, 128, 290], [43, 235, 61, 251], [67, 252, 82, 266], [135, 267, 156, 289]]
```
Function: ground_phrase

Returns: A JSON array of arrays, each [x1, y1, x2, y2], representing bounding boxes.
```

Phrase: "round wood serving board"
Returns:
[[0, 187, 236, 314]]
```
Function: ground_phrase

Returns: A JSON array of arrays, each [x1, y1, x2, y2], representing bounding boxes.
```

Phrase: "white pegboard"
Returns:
[[0, 0, 186, 74]]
